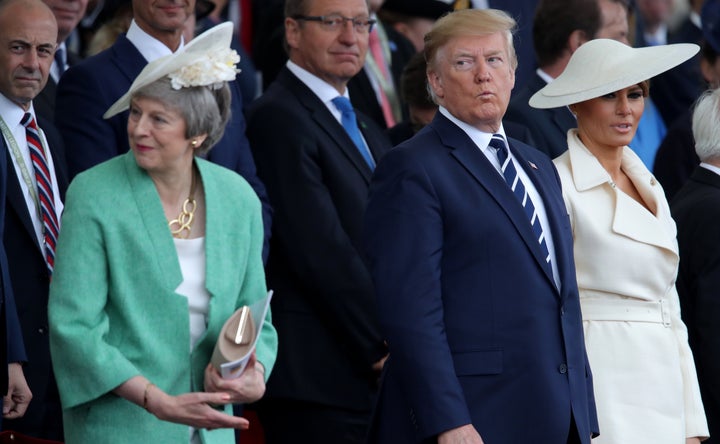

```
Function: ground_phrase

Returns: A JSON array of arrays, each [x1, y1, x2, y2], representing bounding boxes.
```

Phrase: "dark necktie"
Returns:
[[21, 113, 59, 275], [332, 96, 375, 170], [489, 133, 552, 267], [54, 46, 66, 76]]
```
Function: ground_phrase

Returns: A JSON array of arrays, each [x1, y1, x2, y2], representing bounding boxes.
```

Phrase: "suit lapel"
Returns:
[[123, 153, 183, 291], [279, 69, 374, 182], [3, 148, 41, 252], [112, 35, 148, 87], [434, 114, 556, 286]]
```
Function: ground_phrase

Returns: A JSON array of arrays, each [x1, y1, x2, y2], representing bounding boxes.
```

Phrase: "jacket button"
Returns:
[[558, 363, 568, 374], [38, 327, 46, 334]]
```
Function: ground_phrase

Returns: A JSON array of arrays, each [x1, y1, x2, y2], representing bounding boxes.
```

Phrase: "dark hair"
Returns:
[[532, 0, 602, 68], [401, 52, 433, 108], [133, 78, 231, 155]]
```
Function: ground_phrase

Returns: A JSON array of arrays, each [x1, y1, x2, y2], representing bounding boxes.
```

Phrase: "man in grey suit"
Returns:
[[246, 0, 391, 442]]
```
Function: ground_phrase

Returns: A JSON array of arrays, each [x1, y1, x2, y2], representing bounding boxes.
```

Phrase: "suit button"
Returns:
[[560, 306, 565, 316], [558, 363, 568, 374], [38, 327, 46, 334]]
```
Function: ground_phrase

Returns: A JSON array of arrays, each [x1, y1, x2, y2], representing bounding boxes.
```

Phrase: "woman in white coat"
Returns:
[[530, 39, 709, 443]]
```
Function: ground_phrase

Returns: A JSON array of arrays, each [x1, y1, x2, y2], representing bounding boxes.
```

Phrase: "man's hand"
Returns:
[[438, 424, 484, 444], [3, 363, 32, 419]]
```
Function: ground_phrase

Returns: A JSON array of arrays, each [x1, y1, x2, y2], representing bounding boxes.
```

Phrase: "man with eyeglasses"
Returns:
[[245, 0, 392, 443]]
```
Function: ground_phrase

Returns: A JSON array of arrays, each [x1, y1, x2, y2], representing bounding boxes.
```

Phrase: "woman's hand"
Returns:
[[147, 388, 249, 430], [204, 352, 266, 404]]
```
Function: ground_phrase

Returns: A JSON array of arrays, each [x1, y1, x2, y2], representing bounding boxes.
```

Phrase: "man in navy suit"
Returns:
[[246, 0, 392, 442], [0, 0, 41, 430], [363, 9, 598, 443], [54, 0, 272, 259], [0, 0, 67, 437]]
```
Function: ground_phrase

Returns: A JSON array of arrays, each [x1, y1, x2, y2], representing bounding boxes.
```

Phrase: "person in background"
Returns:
[[0, 0, 33, 430], [245, 0, 392, 442], [364, 9, 598, 444], [34, 0, 89, 121], [0, 0, 67, 439], [48, 24, 277, 444], [530, 38, 708, 443], [672, 86, 720, 444], [377, 0, 452, 51], [505, 0, 602, 158], [654, 0, 720, 201]]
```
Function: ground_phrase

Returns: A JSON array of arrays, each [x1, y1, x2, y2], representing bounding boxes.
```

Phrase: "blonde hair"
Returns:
[[424, 9, 518, 72]]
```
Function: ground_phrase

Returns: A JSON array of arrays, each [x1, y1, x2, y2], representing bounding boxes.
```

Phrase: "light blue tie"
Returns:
[[489, 134, 552, 268], [332, 96, 375, 170]]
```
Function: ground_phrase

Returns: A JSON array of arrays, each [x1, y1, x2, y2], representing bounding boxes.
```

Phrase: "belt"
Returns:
[[580, 297, 671, 327]]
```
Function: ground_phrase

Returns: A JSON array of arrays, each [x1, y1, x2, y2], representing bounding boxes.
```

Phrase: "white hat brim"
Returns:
[[103, 21, 235, 119], [529, 39, 699, 109]]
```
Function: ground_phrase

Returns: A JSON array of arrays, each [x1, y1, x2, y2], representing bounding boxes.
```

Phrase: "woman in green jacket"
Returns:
[[48, 23, 277, 444]]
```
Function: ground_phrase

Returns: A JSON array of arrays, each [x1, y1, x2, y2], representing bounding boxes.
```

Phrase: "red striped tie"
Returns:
[[21, 113, 58, 275]]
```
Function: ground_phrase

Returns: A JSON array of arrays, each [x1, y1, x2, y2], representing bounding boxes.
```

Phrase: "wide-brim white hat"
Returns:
[[104, 21, 236, 119], [529, 39, 699, 109]]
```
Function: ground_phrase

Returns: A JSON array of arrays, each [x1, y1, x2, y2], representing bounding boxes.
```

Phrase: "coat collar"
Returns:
[[566, 130, 676, 253], [122, 153, 225, 297]]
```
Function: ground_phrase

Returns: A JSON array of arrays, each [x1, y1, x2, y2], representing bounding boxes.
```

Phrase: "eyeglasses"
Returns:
[[292, 14, 376, 33]]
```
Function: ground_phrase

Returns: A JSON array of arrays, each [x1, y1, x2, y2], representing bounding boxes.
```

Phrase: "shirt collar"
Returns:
[[286, 60, 351, 103], [0, 93, 33, 128], [126, 19, 183, 63]]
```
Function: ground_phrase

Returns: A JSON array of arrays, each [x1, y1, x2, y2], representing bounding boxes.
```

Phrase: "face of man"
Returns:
[[597, 0, 630, 44], [42, 0, 89, 43], [285, 0, 370, 94], [132, 0, 194, 50], [0, 0, 57, 109], [427, 32, 515, 133]]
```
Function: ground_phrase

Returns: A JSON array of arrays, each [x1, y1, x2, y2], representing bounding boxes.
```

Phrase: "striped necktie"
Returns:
[[489, 134, 552, 268], [21, 112, 59, 275]]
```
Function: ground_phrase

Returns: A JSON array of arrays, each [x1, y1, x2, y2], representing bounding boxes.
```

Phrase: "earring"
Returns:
[[191, 139, 198, 147]]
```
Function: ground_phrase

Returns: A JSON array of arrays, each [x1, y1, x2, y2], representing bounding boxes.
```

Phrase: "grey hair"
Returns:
[[692, 88, 720, 163], [132, 77, 231, 155]]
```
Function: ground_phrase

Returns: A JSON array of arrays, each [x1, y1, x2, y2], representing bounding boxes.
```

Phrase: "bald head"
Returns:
[[0, 0, 57, 108]]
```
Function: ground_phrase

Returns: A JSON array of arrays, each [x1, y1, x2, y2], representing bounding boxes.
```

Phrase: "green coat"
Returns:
[[49, 152, 277, 443]]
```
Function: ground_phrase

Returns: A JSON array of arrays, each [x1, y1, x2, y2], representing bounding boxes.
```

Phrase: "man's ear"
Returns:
[[285, 17, 301, 50], [567, 29, 588, 54]]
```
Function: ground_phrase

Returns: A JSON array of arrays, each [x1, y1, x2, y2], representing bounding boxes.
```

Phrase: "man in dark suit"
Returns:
[[505, 0, 602, 158], [34, 0, 88, 122], [671, 87, 720, 444], [0, 0, 67, 437], [363, 9, 598, 443], [55, 0, 272, 259], [246, 0, 391, 442], [0, 0, 55, 430]]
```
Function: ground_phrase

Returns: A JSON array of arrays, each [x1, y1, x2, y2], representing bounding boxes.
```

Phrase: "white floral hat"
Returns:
[[104, 22, 239, 119], [529, 39, 699, 109]]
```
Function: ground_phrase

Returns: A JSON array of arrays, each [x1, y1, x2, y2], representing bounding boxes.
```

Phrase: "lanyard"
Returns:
[[0, 114, 49, 217]]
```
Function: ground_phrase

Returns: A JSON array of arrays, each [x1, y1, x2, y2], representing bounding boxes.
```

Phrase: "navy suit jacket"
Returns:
[[363, 113, 598, 443], [671, 166, 720, 444], [1, 116, 67, 438], [505, 73, 576, 159], [0, 127, 27, 428], [246, 67, 391, 411], [55, 33, 272, 259]]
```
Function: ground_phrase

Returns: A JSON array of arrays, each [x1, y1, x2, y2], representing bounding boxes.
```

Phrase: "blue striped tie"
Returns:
[[489, 134, 552, 267], [21, 113, 59, 275]]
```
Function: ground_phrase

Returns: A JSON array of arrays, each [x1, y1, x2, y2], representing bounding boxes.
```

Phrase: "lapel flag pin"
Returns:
[[529, 161, 538, 170]]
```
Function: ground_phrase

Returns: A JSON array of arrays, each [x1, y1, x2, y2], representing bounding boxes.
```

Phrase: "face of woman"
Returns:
[[127, 97, 197, 174], [572, 84, 645, 153]]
